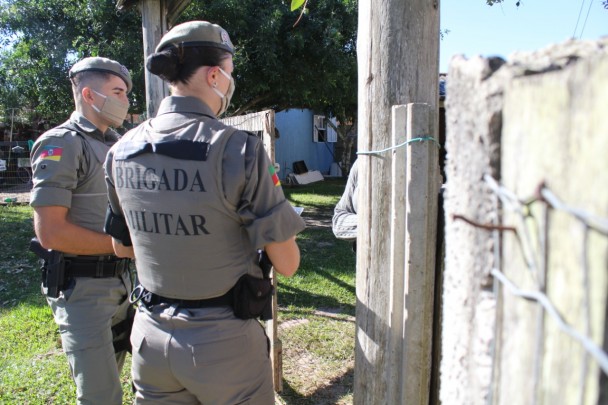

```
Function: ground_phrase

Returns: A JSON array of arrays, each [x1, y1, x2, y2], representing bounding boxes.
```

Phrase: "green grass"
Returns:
[[0, 178, 355, 404]]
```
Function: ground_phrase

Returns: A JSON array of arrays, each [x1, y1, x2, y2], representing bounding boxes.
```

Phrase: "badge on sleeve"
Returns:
[[40, 145, 63, 162], [268, 164, 280, 187]]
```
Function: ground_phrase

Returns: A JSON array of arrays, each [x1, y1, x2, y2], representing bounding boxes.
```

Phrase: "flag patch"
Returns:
[[268, 164, 280, 187], [40, 145, 63, 161]]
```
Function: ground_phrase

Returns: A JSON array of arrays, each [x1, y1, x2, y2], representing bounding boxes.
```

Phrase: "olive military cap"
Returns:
[[155, 21, 234, 55], [69, 57, 132, 93]]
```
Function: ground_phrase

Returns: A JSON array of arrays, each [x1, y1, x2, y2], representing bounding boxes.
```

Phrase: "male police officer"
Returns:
[[30, 57, 133, 404]]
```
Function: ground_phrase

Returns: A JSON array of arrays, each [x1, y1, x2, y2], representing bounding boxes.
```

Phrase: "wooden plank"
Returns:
[[221, 110, 276, 162], [139, 0, 169, 118], [166, 0, 192, 27], [354, 0, 439, 402], [266, 269, 283, 392], [221, 110, 282, 392], [386, 104, 439, 404]]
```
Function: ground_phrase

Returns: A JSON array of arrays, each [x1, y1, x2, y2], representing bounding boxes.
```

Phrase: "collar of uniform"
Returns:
[[69, 111, 115, 141], [156, 96, 216, 119]]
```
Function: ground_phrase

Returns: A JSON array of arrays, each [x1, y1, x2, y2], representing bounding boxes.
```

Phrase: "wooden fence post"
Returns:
[[392, 103, 440, 403], [355, 103, 439, 403], [266, 269, 282, 392], [221, 110, 282, 392], [355, 0, 439, 400], [139, 0, 169, 118]]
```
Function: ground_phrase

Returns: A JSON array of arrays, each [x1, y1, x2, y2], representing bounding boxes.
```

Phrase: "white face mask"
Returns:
[[211, 67, 235, 116], [91, 89, 130, 127]]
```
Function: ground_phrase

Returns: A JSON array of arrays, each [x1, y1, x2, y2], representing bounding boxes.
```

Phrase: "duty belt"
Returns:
[[64, 255, 129, 278], [130, 284, 233, 309]]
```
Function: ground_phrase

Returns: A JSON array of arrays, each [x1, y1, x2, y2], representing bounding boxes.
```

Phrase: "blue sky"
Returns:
[[440, 1, 608, 72]]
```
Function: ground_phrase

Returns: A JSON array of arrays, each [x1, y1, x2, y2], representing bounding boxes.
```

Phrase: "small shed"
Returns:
[[274, 109, 337, 180]]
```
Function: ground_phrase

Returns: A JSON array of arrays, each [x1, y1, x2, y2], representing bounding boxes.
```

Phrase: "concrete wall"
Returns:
[[442, 38, 608, 405]]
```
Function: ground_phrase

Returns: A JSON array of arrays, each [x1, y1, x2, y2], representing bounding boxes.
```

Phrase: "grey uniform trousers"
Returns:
[[130, 303, 274, 405], [46, 272, 132, 405]]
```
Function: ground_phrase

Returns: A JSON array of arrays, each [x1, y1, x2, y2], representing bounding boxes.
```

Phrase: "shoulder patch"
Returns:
[[39, 145, 64, 162], [268, 164, 281, 187]]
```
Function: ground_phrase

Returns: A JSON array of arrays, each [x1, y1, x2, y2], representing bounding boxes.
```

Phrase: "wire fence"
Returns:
[[0, 142, 32, 203], [454, 174, 608, 403]]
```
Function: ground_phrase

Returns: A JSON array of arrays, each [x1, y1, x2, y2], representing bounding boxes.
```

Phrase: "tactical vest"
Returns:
[[46, 121, 114, 232], [111, 118, 257, 299]]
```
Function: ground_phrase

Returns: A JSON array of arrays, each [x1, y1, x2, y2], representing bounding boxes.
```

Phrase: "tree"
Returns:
[[0, 0, 146, 125], [180, 0, 357, 125], [0, 0, 357, 133]]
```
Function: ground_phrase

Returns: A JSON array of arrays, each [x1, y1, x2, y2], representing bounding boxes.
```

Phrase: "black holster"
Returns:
[[29, 238, 65, 298], [112, 304, 136, 354], [232, 274, 274, 321]]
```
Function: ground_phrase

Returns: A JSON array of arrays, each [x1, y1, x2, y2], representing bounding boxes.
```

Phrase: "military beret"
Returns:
[[69, 57, 132, 93], [155, 21, 234, 55]]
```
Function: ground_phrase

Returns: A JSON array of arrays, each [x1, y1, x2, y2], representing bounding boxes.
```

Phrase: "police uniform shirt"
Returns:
[[105, 96, 306, 299], [30, 111, 120, 232], [332, 159, 358, 240]]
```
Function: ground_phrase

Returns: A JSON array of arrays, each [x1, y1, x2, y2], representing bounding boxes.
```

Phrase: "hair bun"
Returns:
[[146, 48, 179, 82]]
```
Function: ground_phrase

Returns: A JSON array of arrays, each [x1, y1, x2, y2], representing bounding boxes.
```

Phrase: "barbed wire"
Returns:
[[490, 267, 608, 375], [539, 187, 608, 236], [454, 174, 608, 382]]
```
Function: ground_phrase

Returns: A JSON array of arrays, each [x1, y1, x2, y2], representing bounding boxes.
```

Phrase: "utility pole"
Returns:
[[354, 0, 440, 403], [116, 0, 191, 118]]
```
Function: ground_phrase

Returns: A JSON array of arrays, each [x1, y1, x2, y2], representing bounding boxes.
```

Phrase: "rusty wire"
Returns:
[[456, 174, 608, 383]]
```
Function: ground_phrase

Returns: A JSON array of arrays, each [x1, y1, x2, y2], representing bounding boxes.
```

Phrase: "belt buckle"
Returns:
[[95, 259, 105, 278], [130, 285, 153, 305]]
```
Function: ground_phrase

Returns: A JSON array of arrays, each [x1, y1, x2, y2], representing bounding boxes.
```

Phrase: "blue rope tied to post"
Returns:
[[356, 136, 439, 156]]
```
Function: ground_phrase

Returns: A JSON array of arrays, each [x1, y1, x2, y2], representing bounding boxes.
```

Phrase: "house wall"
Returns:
[[274, 109, 335, 179]]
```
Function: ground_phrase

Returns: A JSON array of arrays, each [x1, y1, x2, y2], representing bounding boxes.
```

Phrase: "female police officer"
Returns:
[[104, 21, 305, 404]]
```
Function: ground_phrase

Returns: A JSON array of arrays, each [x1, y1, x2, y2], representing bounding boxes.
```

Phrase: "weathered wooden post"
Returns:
[[386, 103, 440, 403], [116, 0, 192, 117], [221, 110, 282, 392], [139, 0, 169, 118], [355, 0, 439, 400], [266, 269, 283, 392]]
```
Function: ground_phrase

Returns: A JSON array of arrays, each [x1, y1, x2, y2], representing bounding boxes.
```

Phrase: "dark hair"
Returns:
[[146, 45, 231, 84], [70, 70, 115, 89], [70, 71, 115, 101]]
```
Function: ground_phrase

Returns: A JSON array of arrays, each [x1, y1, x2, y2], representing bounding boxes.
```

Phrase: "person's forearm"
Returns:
[[112, 238, 135, 258], [34, 208, 114, 255], [37, 224, 114, 255], [265, 236, 300, 277]]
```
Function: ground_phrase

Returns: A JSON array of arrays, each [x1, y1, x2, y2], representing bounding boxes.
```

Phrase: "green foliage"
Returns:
[[0, 204, 135, 403], [0, 0, 357, 126], [0, 0, 145, 125], [181, 0, 358, 123], [291, 0, 307, 11]]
